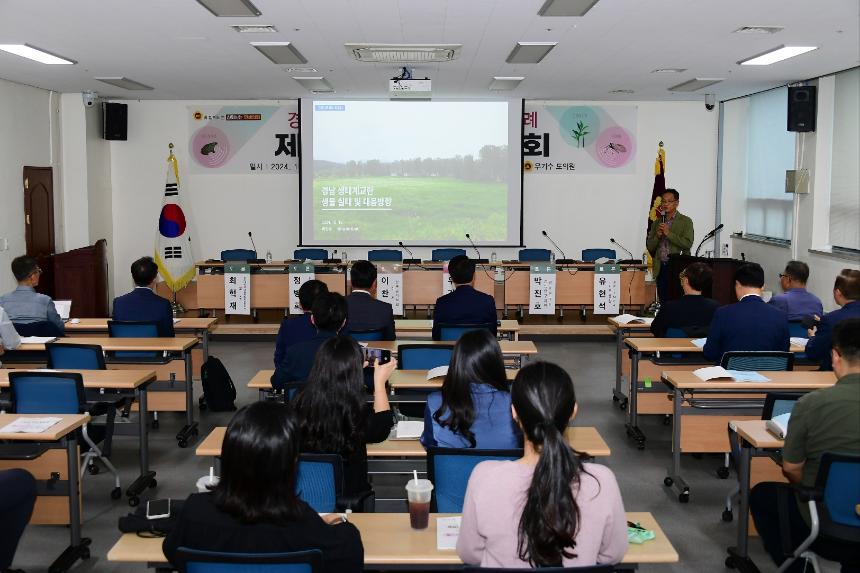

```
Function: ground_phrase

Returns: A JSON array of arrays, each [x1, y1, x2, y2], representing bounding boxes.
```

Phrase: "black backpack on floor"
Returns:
[[200, 356, 237, 412]]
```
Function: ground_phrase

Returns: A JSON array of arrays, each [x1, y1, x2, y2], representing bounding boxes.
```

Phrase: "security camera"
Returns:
[[82, 90, 98, 107], [705, 93, 716, 111]]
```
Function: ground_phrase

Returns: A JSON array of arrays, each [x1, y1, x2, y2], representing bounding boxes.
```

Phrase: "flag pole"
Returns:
[[166, 142, 186, 317]]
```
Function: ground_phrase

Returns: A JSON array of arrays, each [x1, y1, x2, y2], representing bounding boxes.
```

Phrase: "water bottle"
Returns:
[[490, 251, 497, 263], [265, 250, 273, 263]]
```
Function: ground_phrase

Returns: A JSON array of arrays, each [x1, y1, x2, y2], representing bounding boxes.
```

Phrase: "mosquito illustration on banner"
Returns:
[[155, 143, 195, 304]]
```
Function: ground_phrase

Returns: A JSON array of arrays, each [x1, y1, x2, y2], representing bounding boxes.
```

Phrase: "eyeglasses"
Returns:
[[778, 273, 787, 279]]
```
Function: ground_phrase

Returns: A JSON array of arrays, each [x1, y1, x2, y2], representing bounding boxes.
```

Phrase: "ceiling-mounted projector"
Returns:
[[389, 78, 431, 99]]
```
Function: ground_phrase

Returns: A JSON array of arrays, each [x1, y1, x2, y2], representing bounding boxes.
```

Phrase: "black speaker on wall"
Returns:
[[102, 102, 128, 140], [787, 86, 816, 132]]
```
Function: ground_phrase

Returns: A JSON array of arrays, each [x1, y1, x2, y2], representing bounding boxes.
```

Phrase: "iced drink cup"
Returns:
[[405, 478, 433, 529]]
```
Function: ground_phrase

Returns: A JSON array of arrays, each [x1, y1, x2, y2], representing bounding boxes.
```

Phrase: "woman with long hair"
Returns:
[[420, 329, 520, 448], [292, 335, 396, 499], [457, 361, 627, 567], [163, 401, 363, 573]]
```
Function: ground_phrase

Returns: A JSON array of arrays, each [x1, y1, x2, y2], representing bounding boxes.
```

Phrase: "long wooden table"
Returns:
[[395, 319, 520, 340], [368, 340, 538, 369], [607, 317, 653, 409]]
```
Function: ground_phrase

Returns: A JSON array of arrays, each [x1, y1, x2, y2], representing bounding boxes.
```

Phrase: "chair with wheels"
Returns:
[[431, 249, 466, 262], [46, 342, 107, 370], [581, 249, 616, 262], [367, 249, 402, 262], [350, 328, 387, 342], [107, 320, 164, 361], [397, 344, 454, 370], [294, 249, 328, 261], [296, 453, 373, 513], [434, 323, 496, 342], [518, 249, 552, 262], [427, 447, 522, 512], [174, 547, 323, 573]]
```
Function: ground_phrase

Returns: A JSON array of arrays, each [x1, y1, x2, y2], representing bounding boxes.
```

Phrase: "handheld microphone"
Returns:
[[465, 234, 488, 264], [660, 210, 667, 224], [695, 224, 725, 256], [398, 241, 421, 265], [541, 230, 574, 264], [610, 238, 636, 263]]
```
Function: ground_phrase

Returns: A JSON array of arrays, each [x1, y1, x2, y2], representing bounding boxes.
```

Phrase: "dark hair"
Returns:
[[784, 260, 810, 284], [835, 269, 860, 301], [662, 188, 679, 201], [130, 256, 159, 287], [292, 336, 367, 456], [311, 292, 347, 332], [734, 262, 764, 288], [213, 401, 303, 524], [433, 329, 509, 448], [683, 262, 713, 292], [350, 260, 378, 289], [833, 318, 860, 364], [11, 256, 38, 282], [448, 255, 476, 284], [298, 279, 328, 311], [512, 361, 586, 567]]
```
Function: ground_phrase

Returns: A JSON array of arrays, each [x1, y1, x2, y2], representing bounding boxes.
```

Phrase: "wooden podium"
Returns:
[[666, 255, 745, 305], [38, 240, 109, 317]]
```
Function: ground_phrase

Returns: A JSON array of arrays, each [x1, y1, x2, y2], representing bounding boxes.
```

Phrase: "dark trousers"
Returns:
[[656, 263, 669, 303], [750, 482, 860, 573], [0, 469, 37, 569]]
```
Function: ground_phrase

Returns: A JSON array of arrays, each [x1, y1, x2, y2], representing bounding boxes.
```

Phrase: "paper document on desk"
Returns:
[[766, 413, 791, 439], [690, 338, 707, 348], [693, 366, 770, 382], [437, 516, 461, 550], [614, 314, 653, 325], [426, 365, 449, 380], [20, 336, 57, 344], [393, 421, 424, 440], [0, 416, 63, 434], [173, 318, 181, 324], [790, 337, 808, 348]]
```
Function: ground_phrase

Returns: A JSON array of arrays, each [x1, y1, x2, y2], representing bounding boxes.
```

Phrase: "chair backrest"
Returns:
[[435, 323, 495, 342], [581, 248, 616, 262], [367, 249, 402, 262], [9, 372, 85, 414], [720, 351, 795, 372], [761, 392, 803, 420], [431, 248, 466, 262], [815, 452, 860, 542], [665, 327, 687, 338], [46, 343, 106, 370], [463, 566, 613, 573], [398, 344, 454, 370], [175, 547, 322, 573], [350, 328, 387, 342], [427, 447, 522, 512], [220, 248, 257, 262], [294, 249, 328, 261], [788, 321, 808, 338], [295, 453, 343, 513], [107, 320, 160, 359], [518, 248, 552, 262], [13, 320, 64, 338]]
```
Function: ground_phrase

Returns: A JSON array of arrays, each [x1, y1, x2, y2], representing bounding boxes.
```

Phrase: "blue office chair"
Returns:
[[434, 323, 496, 342], [46, 343, 106, 370], [294, 249, 328, 261], [427, 447, 522, 512], [349, 328, 387, 342], [13, 320, 64, 338], [720, 351, 795, 372], [107, 320, 162, 360], [220, 249, 257, 262], [518, 248, 552, 262], [581, 248, 616, 262], [397, 344, 454, 370], [464, 567, 613, 573], [295, 453, 342, 513], [367, 249, 403, 262], [788, 321, 809, 338], [431, 248, 466, 262], [8, 372, 122, 499], [174, 547, 323, 573]]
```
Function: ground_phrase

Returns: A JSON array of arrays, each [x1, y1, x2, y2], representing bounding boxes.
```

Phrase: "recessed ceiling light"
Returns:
[[95, 77, 154, 90], [345, 44, 462, 63], [251, 42, 307, 64], [538, 0, 600, 17], [490, 77, 525, 90], [733, 26, 784, 35], [609, 89, 634, 94], [231, 24, 277, 33], [292, 76, 333, 92], [652, 68, 686, 74], [0, 44, 75, 65], [668, 78, 725, 92], [506, 42, 558, 64], [738, 45, 818, 66], [195, 0, 260, 17], [285, 67, 318, 73]]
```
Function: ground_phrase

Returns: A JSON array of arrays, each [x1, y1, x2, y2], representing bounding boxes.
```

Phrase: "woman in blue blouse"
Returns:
[[421, 329, 521, 449]]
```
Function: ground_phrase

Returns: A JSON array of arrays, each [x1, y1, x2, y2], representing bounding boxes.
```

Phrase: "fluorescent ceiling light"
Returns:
[[251, 42, 307, 64], [609, 89, 634, 94], [738, 45, 817, 66], [231, 25, 277, 33], [733, 26, 784, 35], [0, 44, 75, 64], [538, 0, 600, 17], [506, 42, 558, 64], [292, 76, 333, 92], [95, 77, 153, 91], [489, 77, 525, 90], [285, 67, 317, 73], [652, 68, 686, 74], [195, 0, 260, 17], [345, 44, 461, 63], [668, 78, 724, 92]]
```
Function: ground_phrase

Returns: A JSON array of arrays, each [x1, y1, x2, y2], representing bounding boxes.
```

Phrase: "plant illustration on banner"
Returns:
[[571, 120, 590, 148]]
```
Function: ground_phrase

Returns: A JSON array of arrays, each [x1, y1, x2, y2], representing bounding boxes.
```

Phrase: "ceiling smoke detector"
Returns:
[[345, 43, 462, 63]]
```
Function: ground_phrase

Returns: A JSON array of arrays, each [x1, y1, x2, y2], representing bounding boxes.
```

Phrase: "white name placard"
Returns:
[[288, 264, 315, 315], [529, 264, 557, 315], [224, 263, 251, 315], [593, 264, 621, 315]]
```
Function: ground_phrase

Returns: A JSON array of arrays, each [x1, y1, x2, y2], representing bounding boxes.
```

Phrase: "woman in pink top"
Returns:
[[457, 361, 628, 568]]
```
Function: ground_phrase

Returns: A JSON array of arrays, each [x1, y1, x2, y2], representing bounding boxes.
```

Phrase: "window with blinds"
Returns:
[[829, 68, 860, 251]]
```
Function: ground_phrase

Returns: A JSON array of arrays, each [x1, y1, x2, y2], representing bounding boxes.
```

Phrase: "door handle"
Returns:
[[24, 177, 29, 190], [26, 214, 30, 225]]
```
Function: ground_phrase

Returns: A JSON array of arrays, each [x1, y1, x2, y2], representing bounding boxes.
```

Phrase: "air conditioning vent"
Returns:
[[345, 43, 462, 63]]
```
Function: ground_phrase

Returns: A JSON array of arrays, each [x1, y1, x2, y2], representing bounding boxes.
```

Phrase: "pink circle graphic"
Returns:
[[595, 126, 634, 168], [191, 126, 230, 168]]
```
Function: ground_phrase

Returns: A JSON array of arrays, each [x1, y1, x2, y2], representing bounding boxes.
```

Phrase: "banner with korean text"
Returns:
[[529, 264, 557, 315], [376, 263, 403, 316], [593, 264, 621, 315], [224, 263, 250, 315], [288, 264, 315, 315]]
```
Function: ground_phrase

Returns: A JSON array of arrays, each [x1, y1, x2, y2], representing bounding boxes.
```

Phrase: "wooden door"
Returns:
[[23, 166, 55, 257]]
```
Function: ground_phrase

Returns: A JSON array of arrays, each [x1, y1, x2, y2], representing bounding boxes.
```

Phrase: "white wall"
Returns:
[[84, 103, 115, 298], [58, 93, 90, 251]]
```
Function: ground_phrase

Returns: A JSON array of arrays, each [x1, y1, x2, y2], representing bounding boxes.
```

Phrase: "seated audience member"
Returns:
[[0, 469, 37, 573], [345, 260, 395, 340], [163, 401, 363, 573], [274, 279, 328, 367], [293, 336, 396, 504], [457, 361, 627, 568], [650, 262, 719, 338], [703, 263, 790, 363], [433, 255, 497, 340], [750, 319, 860, 573], [805, 269, 860, 371], [271, 292, 347, 390], [112, 256, 175, 337], [421, 329, 520, 449], [768, 260, 823, 321], [0, 256, 64, 336], [0, 305, 21, 363]]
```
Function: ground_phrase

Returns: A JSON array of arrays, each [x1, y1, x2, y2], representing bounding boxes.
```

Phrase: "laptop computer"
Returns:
[[54, 300, 72, 321]]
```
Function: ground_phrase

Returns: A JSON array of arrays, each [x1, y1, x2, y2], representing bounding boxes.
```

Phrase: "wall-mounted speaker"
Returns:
[[787, 86, 816, 132], [102, 102, 128, 140]]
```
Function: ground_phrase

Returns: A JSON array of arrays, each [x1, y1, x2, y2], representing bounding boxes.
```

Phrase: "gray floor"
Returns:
[[12, 339, 837, 572]]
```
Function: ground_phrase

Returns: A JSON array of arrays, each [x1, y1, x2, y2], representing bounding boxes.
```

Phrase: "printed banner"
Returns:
[[188, 104, 299, 174], [224, 263, 251, 315], [288, 264, 315, 315], [593, 264, 621, 315], [376, 263, 403, 316], [529, 264, 557, 315], [522, 105, 637, 174], [442, 263, 455, 296]]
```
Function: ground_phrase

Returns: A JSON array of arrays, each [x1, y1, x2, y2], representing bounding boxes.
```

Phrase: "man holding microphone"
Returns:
[[646, 188, 694, 304]]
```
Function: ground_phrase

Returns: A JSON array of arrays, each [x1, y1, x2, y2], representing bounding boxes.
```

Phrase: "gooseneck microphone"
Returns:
[[610, 238, 636, 262], [695, 223, 725, 257], [247, 231, 258, 255], [541, 230, 574, 264], [465, 234, 488, 263], [399, 241, 421, 265]]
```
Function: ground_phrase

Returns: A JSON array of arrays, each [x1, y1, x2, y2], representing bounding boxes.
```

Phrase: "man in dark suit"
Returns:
[[805, 268, 860, 371], [112, 256, 175, 337], [345, 260, 395, 340], [271, 292, 347, 390], [432, 255, 497, 340], [703, 262, 790, 363], [274, 279, 328, 367], [650, 262, 719, 337]]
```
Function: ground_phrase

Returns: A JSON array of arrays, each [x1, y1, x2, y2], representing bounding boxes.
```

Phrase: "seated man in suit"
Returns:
[[274, 279, 328, 367], [768, 260, 823, 321], [0, 255, 64, 336], [432, 255, 497, 340], [650, 262, 719, 337], [271, 292, 347, 390], [703, 262, 790, 363], [805, 268, 860, 371], [346, 260, 395, 340], [112, 256, 175, 337], [750, 319, 860, 573]]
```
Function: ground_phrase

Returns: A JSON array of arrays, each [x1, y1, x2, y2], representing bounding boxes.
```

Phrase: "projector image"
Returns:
[[389, 78, 431, 99]]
